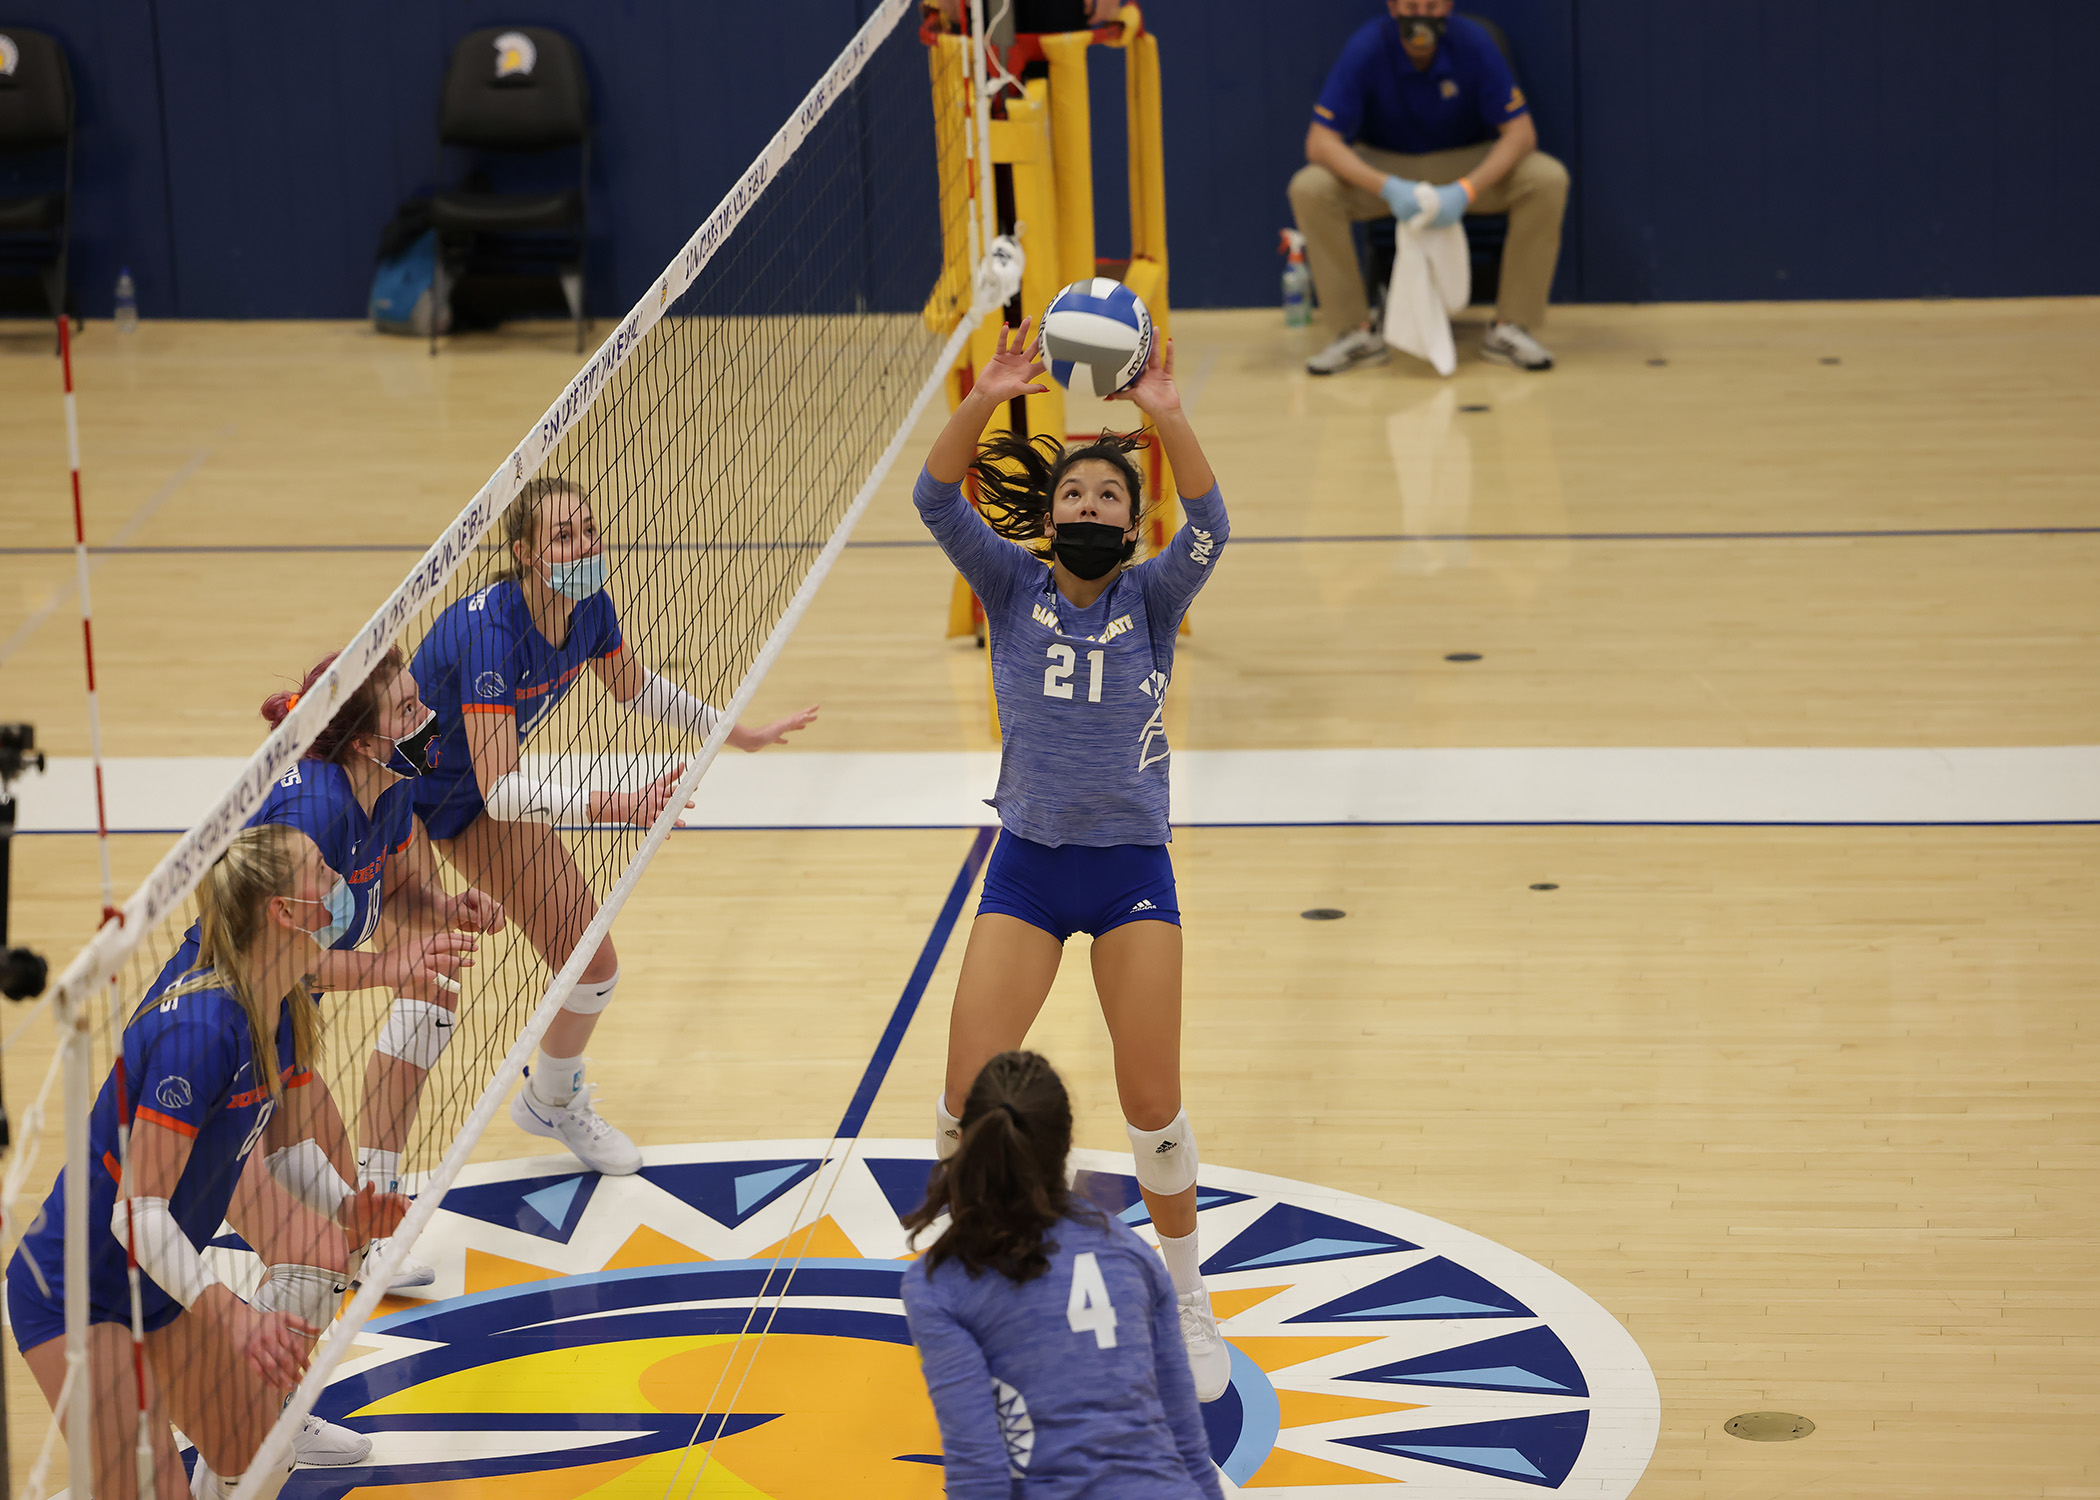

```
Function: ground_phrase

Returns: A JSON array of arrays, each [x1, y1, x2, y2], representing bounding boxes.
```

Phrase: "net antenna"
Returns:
[[4, 1, 1004, 1495]]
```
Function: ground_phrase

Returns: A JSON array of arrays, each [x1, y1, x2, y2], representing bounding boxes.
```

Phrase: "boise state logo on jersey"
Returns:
[[474, 671, 506, 700], [155, 1077, 193, 1110], [233, 1142, 1656, 1497]]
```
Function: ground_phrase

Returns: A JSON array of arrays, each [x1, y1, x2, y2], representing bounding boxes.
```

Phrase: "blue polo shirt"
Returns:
[[1312, 13, 1527, 154]]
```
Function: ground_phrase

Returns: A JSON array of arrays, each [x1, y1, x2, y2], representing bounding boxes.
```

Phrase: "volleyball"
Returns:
[[1038, 278, 1154, 399]]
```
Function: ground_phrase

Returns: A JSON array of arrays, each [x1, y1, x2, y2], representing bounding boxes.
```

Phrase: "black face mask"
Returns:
[[1050, 521, 1133, 581], [1396, 12, 1447, 48], [379, 709, 441, 778]]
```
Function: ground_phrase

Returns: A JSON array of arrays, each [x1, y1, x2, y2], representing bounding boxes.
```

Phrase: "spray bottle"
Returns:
[[1279, 229, 1312, 328]]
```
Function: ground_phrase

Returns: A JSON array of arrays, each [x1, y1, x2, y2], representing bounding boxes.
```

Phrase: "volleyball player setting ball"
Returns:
[[7, 826, 410, 1500], [903, 1051, 1223, 1497], [915, 317, 1233, 1398], [407, 477, 817, 1174]]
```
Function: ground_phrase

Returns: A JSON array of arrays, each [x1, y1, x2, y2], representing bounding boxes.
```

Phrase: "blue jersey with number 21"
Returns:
[[913, 470, 1228, 848]]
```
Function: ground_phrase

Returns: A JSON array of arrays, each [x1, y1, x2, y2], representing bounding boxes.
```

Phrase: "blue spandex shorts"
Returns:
[[411, 771, 489, 843], [6, 1252, 181, 1355], [977, 832, 1180, 942]]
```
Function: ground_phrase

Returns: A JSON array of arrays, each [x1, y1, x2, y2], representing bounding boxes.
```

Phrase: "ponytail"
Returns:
[[969, 429, 1148, 563], [155, 823, 321, 1100], [904, 1050, 1092, 1283], [259, 647, 404, 765]]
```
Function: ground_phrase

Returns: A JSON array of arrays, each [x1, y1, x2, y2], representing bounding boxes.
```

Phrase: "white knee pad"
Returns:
[[562, 968, 619, 1016], [374, 997, 458, 1069], [934, 1092, 962, 1161], [251, 1262, 348, 1330], [1126, 1109, 1199, 1197]]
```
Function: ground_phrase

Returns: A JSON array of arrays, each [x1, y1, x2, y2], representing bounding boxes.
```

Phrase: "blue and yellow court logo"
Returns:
[[253, 1143, 1657, 1496]]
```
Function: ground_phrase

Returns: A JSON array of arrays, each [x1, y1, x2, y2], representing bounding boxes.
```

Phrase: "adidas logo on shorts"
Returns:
[[1130, 899, 1156, 911], [1155, 1140, 1177, 1154]]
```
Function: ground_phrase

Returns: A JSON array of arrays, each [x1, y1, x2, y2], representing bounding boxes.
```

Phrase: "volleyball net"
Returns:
[[3, 2, 1001, 1493]]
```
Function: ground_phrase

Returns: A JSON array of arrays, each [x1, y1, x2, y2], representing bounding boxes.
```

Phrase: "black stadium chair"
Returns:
[[429, 26, 590, 354], [0, 26, 76, 338]]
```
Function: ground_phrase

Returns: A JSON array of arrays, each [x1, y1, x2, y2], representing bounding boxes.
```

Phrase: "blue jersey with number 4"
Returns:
[[914, 470, 1228, 847], [902, 1212, 1222, 1500], [11, 982, 307, 1332]]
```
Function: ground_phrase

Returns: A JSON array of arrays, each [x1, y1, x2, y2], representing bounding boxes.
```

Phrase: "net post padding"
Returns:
[[228, 0, 979, 1488]]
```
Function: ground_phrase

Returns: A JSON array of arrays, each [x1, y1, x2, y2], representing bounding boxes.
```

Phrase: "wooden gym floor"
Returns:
[[1, 299, 2095, 1497]]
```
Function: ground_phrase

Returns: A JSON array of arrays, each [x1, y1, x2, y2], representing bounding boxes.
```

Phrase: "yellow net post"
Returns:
[[926, 6, 1181, 733]]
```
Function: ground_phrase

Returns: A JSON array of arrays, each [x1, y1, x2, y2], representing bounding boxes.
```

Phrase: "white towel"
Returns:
[[1382, 192, 1471, 377]]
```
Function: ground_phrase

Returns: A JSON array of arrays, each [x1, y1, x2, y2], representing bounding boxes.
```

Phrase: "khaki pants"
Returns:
[[1287, 142, 1569, 336]]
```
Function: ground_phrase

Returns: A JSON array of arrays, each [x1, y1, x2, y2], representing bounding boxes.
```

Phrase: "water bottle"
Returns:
[[1279, 230, 1312, 328], [115, 268, 138, 335]]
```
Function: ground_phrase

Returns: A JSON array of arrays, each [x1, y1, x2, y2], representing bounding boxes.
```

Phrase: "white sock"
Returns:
[[533, 1050, 586, 1107], [357, 1147, 402, 1195], [1157, 1228, 1203, 1296]]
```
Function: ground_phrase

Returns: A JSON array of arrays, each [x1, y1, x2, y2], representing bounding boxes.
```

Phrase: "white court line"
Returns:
[[0, 438, 223, 668], [16, 747, 2100, 833]]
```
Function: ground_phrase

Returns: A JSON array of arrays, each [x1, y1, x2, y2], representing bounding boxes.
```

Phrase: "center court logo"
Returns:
[[235, 1142, 1656, 1497]]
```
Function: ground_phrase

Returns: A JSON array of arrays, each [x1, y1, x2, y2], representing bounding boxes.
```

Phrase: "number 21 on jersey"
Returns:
[[1043, 645, 1105, 703], [1066, 1251, 1119, 1348]]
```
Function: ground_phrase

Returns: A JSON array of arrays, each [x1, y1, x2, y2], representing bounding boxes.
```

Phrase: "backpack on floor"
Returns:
[[369, 200, 449, 336]]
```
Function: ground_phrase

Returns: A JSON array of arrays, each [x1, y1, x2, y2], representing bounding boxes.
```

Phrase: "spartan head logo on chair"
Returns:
[[0, 33, 21, 76], [492, 30, 537, 80]]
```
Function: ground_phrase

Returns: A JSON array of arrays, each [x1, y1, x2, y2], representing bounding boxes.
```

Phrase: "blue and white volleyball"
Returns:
[[1038, 278, 1153, 399]]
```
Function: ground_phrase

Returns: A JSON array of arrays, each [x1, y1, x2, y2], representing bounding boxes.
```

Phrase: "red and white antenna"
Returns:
[[59, 316, 118, 927]]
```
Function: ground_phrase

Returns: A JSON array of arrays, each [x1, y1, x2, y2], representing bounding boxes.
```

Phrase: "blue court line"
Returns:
[[3, 526, 2095, 559], [15, 819, 2097, 838], [833, 826, 996, 1140]]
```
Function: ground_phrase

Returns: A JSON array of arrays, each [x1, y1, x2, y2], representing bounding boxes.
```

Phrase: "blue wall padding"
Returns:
[[4, 0, 2095, 318]]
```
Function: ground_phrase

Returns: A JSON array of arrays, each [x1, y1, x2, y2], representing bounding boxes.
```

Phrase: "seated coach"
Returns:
[[1288, 0, 1570, 374]]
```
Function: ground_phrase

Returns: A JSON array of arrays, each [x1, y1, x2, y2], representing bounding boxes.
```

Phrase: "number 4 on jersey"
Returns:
[[1066, 1251, 1119, 1348]]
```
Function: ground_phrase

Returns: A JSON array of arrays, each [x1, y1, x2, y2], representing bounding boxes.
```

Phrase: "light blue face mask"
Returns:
[[287, 878, 357, 948], [542, 551, 607, 600]]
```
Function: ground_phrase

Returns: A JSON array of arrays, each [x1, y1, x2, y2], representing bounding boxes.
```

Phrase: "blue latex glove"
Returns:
[[1421, 180, 1471, 229], [1378, 175, 1425, 222]]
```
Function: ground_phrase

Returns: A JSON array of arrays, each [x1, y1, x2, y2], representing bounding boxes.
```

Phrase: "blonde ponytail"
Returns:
[[156, 823, 321, 1100]]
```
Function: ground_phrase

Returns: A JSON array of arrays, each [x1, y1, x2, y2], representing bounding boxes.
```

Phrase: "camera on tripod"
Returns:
[[2, 721, 50, 1002]]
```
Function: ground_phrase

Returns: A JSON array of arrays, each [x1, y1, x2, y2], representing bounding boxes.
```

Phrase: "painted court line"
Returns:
[[835, 826, 995, 1139], [2, 523, 2095, 561], [19, 748, 2099, 833]]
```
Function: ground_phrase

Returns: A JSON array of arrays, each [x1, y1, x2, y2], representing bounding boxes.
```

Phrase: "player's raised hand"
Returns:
[[389, 930, 477, 1000], [976, 318, 1049, 405], [338, 1181, 410, 1244], [733, 704, 820, 751], [1106, 336, 1179, 418], [624, 763, 696, 828], [221, 1292, 316, 1386], [450, 887, 506, 933]]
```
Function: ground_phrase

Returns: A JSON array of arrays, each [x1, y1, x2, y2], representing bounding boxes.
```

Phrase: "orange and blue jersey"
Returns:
[[407, 579, 624, 839], [149, 760, 416, 993], [7, 981, 307, 1346]]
